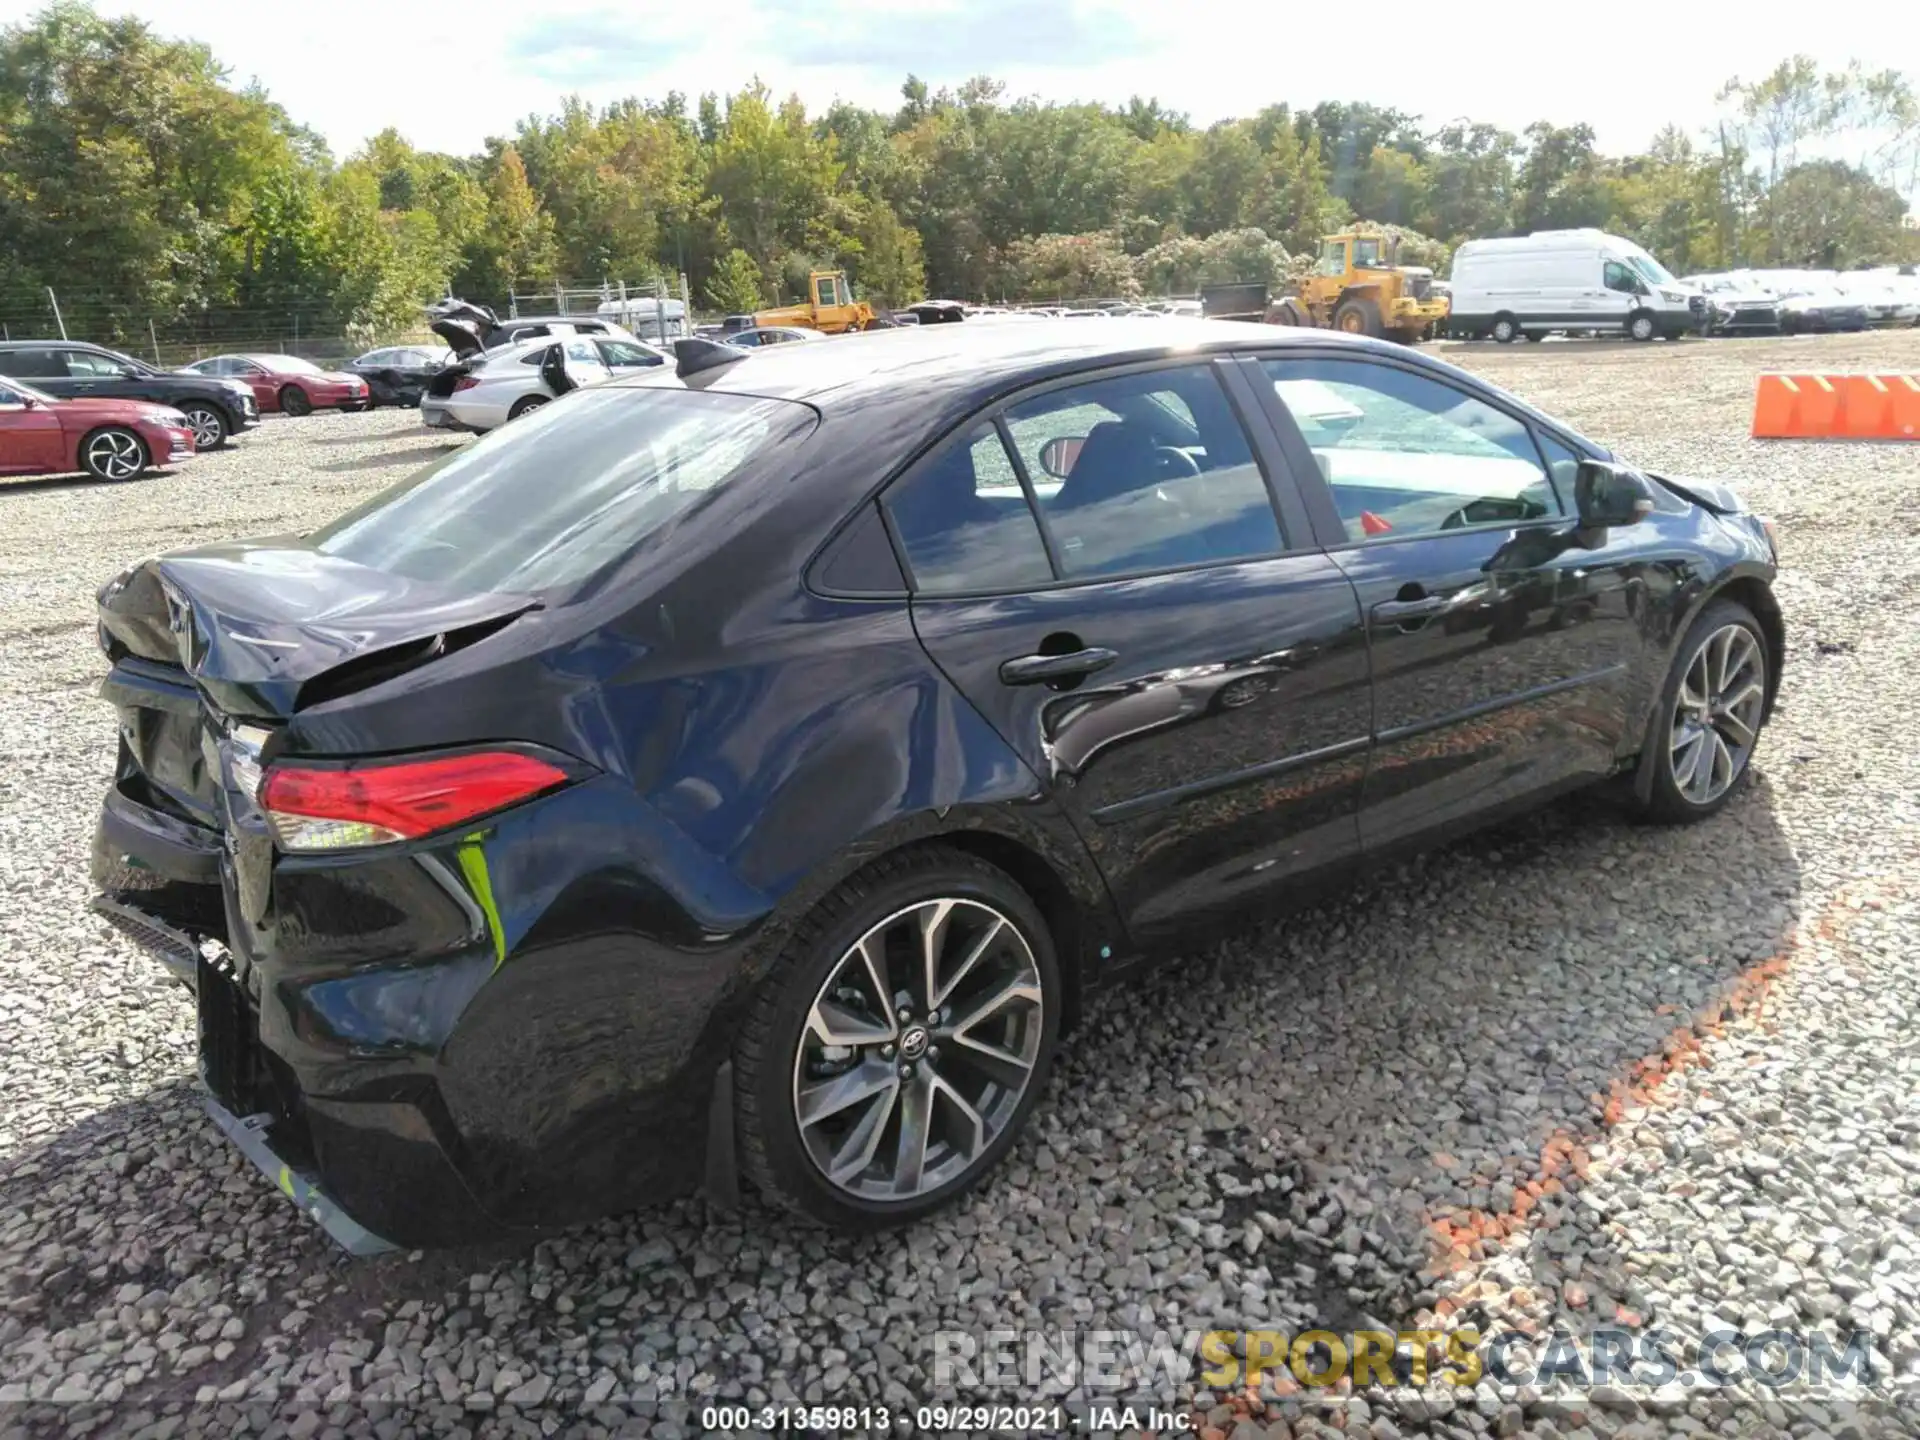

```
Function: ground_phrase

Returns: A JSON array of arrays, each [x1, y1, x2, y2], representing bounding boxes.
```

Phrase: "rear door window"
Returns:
[[0, 349, 66, 378], [1004, 365, 1284, 579], [885, 425, 1054, 594], [310, 389, 815, 593]]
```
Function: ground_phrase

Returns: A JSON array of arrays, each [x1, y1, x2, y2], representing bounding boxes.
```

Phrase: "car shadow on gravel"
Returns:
[[319, 446, 461, 474], [0, 468, 189, 497], [0, 774, 1801, 1410], [304, 426, 444, 446]]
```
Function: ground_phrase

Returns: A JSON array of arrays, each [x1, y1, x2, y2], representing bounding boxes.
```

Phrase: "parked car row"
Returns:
[[0, 333, 469, 483], [1685, 269, 1920, 335], [1425, 227, 1918, 344]]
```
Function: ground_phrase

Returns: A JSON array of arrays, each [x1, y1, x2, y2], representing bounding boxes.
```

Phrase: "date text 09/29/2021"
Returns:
[[695, 1404, 1196, 1432]]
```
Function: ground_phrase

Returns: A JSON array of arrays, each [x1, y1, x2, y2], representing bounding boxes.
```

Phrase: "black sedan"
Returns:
[[89, 321, 1782, 1250], [0, 340, 259, 449], [341, 345, 456, 407]]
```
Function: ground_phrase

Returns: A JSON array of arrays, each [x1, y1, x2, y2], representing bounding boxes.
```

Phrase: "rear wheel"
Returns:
[[736, 847, 1060, 1230], [507, 395, 548, 421], [80, 427, 149, 482], [1491, 314, 1520, 344], [1333, 298, 1383, 338], [1628, 599, 1769, 823], [180, 403, 228, 450], [278, 385, 312, 416]]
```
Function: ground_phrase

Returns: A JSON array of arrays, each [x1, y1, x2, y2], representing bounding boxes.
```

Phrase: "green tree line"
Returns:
[[1, 1, 1915, 346]]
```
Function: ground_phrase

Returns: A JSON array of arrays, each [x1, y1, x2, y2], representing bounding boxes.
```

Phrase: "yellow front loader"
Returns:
[[1270, 233, 1449, 344], [751, 271, 876, 334]]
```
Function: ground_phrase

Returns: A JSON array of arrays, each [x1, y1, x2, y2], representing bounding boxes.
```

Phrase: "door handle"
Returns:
[[1373, 595, 1450, 623], [999, 647, 1118, 686]]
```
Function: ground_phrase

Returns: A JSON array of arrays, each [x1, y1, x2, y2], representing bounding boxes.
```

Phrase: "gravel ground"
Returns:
[[2, 333, 1918, 1440]]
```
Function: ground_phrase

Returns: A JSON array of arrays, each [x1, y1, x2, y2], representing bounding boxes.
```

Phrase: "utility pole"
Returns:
[[148, 318, 161, 365], [47, 287, 66, 340]]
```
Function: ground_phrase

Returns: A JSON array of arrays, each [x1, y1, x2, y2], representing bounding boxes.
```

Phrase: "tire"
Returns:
[[1627, 311, 1657, 343], [79, 426, 149, 482], [1627, 599, 1770, 823], [278, 385, 312, 416], [180, 403, 228, 451], [735, 846, 1061, 1230], [507, 395, 548, 421], [1272, 298, 1311, 327], [1524, 331, 1546, 343], [1387, 326, 1425, 346], [1491, 314, 1520, 344], [1333, 297, 1383, 338]]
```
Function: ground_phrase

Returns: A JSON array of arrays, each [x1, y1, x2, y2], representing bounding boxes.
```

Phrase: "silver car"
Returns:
[[420, 335, 669, 434]]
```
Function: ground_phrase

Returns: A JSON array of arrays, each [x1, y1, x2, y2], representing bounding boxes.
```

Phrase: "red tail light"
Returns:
[[259, 751, 570, 851], [453, 376, 481, 392]]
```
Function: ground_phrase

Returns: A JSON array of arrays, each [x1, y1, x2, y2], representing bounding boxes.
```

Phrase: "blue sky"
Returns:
[[9, 0, 1917, 166]]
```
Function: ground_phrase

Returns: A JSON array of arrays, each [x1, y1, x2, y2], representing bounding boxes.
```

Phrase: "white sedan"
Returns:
[[420, 334, 669, 434]]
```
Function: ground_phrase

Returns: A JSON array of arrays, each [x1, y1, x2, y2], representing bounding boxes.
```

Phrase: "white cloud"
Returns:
[[9, 0, 1916, 164]]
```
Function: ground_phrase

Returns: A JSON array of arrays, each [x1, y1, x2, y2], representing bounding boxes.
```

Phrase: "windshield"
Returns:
[[1626, 252, 1676, 287], [309, 387, 815, 593], [1352, 238, 1383, 268]]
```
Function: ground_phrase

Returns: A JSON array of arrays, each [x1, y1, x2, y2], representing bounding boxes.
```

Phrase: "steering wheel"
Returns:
[[1151, 446, 1201, 479]]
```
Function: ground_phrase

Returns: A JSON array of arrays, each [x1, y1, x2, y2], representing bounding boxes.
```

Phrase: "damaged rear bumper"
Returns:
[[204, 1095, 396, 1257]]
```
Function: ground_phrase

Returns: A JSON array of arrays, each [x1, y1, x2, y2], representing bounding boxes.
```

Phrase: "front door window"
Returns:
[[1261, 358, 1558, 541]]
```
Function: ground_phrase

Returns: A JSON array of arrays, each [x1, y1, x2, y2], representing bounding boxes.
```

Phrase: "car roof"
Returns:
[[615, 317, 1394, 408]]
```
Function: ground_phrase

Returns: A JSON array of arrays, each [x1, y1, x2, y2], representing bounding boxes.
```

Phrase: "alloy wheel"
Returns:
[[183, 406, 223, 449], [791, 898, 1044, 1201], [85, 429, 143, 480], [1668, 623, 1765, 806]]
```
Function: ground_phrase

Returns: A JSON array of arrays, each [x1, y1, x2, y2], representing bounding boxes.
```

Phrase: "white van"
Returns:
[[1448, 229, 1704, 342]]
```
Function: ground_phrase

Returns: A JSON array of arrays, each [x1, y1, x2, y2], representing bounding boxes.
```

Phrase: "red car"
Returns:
[[178, 354, 370, 416], [0, 378, 195, 481]]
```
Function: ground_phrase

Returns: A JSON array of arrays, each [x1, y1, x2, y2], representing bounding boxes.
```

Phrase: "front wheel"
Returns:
[[80, 427, 149, 481], [1628, 311, 1657, 342], [180, 403, 228, 450], [735, 847, 1060, 1230], [1629, 599, 1770, 822], [1333, 298, 1383, 338], [278, 385, 312, 416]]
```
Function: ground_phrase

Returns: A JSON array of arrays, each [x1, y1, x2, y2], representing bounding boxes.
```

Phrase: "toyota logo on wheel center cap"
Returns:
[[899, 1025, 930, 1061]]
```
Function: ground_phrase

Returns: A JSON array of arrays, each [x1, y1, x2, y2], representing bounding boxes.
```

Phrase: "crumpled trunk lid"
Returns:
[[100, 540, 537, 720]]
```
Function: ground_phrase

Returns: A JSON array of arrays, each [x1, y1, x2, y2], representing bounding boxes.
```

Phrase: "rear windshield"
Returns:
[[309, 387, 813, 593]]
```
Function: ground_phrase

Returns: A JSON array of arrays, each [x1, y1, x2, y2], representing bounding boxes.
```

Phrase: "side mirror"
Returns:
[[1574, 460, 1654, 530], [1038, 436, 1084, 479]]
